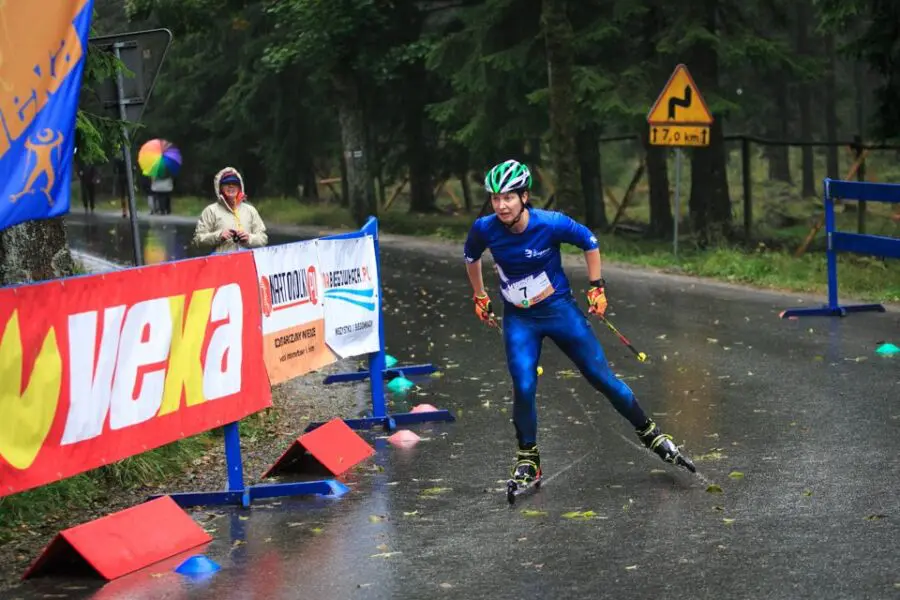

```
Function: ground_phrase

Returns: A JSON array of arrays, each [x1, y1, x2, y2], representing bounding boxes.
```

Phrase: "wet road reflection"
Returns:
[[17, 214, 898, 599]]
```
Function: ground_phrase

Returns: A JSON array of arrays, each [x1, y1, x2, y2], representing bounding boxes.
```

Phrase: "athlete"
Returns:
[[464, 159, 694, 485]]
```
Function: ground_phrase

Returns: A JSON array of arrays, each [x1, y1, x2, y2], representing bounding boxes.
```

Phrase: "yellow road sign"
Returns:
[[647, 64, 713, 125], [649, 124, 710, 147]]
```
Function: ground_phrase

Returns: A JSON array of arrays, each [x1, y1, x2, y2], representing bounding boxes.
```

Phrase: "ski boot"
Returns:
[[637, 420, 696, 473], [506, 446, 542, 504]]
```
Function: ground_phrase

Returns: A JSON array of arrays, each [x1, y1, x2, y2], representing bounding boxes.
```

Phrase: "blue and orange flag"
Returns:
[[0, 0, 94, 232]]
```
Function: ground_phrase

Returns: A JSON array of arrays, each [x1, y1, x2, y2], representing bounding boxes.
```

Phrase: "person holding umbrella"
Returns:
[[192, 166, 267, 253], [139, 138, 181, 215]]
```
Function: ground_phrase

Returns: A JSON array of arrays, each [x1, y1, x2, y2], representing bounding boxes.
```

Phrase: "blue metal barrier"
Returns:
[[781, 178, 899, 318], [307, 216, 455, 432], [158, 216, 453, 508]]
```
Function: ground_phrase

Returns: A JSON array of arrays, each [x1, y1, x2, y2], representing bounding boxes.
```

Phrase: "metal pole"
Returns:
[[674, 147, 682, 258], [113, 43, 143, 267]]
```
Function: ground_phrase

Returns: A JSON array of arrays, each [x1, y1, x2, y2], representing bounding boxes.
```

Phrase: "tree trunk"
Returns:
[[643, 130, 673, 239], [526, 137, 545, 198], [576, 126, 606, 229], [765, 77, 792, 183], [824, 33, 840, 179], [688, 0, 732, 245], [542, 0, 581, 215], [796, 1, 816, 197], [301, 155, 319, 200], [0, 219, 76, 286], [405, 62, 436, 213], [334, 71, 376, 226], [339, 152, 349, 206], [460, 171, 473, 212]]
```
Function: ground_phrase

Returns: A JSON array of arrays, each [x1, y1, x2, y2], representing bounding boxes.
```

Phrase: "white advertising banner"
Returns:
[[316, 236, 381, 359], [251, 240, 335, 384]]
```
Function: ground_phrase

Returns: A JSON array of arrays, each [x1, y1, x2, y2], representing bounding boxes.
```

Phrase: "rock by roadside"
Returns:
[[0, 358, 365, 595]]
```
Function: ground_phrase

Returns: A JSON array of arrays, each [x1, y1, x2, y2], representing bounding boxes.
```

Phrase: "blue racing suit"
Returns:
[[464, 208, 648, 448]]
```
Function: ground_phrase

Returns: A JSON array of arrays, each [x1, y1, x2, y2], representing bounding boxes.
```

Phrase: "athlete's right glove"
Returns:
[[586, 280, 608, 317], [473, 292, 498, 327]]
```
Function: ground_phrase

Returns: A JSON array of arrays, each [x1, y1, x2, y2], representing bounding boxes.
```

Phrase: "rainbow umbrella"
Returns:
[[138, 139, 182, 178]]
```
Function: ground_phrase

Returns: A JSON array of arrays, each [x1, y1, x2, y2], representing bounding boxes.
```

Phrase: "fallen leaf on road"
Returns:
[[562, 510, 603, 520], [521, 509, 548, 517], [728, 471, 745, 479], [370, 552, 402, 558], [695, 451, 727, 462], [722, 518, 735, 525], [706, 484, 724, 494]]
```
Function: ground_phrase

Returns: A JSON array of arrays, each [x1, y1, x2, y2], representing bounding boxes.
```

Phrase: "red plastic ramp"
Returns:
[[23, 496, 212, 581], [261, 417, 375, 479]]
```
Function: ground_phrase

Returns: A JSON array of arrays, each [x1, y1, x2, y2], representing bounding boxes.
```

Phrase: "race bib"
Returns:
[[501, 271, 555, 308]]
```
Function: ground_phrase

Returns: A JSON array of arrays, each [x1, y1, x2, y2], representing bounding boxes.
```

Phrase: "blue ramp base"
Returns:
[[305, 409, 456, 433], [781, 303, 886, 319], [151, 480, 349, 508], [324, 363, 437, 384]]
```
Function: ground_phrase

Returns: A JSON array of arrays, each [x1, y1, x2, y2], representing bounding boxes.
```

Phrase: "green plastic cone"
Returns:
[[875, 343, 899, 356], [386, 376, 414, 394]]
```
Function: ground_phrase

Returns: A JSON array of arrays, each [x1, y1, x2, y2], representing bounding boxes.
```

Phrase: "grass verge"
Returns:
[[0, 436, 211, 544], [0, 407, 280, 545]]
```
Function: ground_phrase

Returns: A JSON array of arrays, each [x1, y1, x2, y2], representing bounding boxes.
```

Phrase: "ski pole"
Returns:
[[599, 316, 648, 363]]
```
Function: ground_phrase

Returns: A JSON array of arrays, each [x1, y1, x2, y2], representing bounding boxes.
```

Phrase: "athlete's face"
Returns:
[[491, 191, 527, 224]]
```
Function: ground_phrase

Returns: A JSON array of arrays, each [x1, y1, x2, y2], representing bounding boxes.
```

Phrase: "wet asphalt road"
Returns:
[[11, 214, 900, 599]]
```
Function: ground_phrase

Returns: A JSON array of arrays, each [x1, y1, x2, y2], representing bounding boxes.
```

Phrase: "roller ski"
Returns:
[[506, 447, 542, 504], [637, 420, 696, 473]]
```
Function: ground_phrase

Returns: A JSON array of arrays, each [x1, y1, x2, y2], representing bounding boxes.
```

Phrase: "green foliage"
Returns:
[[0, 435, 211, 544], [75, 19, 135, 165], [817, 0, 900, 139]]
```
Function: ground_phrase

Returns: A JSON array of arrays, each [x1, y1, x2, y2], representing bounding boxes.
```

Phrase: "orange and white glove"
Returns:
[[473, 292, 498, 327], [586, 280, 608, 317]]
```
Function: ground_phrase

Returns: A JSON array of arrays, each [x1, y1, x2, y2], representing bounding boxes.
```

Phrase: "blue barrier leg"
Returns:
[[248, 480, 350, 501], [155, 422, 354, 508], [780, 184, 887, 319], [323, 364, 437, 384], [314, 217, 454, 432], [155, 422, 249, 508]]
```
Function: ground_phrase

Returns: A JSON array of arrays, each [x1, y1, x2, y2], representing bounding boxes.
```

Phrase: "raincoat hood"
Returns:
[[214, 166, 246, 206]]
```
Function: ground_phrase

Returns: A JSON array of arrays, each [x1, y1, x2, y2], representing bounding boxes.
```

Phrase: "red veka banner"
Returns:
[[0, 252, 271, 497]]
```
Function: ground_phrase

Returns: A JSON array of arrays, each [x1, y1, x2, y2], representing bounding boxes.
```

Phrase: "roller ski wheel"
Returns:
[[506, 475, 542, 505], [637, 421, 696, 474], [506, 447, 542, 504]]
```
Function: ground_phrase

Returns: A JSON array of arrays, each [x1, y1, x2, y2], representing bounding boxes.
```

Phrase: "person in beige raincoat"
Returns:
[[193, 167, 268, 253]]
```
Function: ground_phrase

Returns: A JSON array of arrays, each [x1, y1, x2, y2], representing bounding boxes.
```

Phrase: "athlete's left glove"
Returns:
[[586, 279, 608, 317], [473, 292, 499, 327]]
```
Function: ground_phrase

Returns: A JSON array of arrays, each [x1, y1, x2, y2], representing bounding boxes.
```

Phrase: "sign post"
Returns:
[[89, 29, 173, 267], [647, 64, 714, 257]]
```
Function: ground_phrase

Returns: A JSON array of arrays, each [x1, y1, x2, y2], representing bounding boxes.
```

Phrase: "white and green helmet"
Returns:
[[484, 159, 532, 194]]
